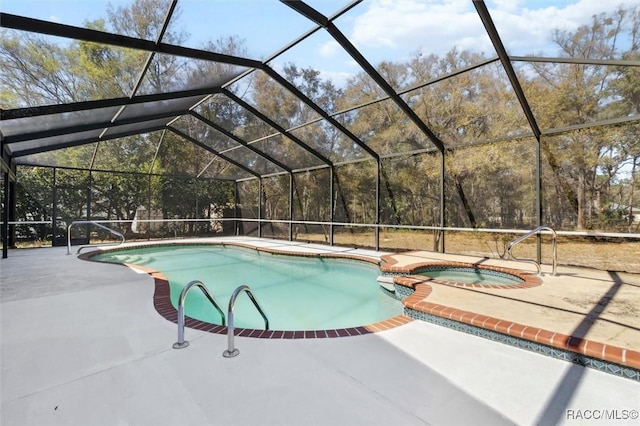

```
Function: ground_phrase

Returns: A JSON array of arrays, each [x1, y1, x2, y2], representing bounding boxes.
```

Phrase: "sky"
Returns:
[[1, 0, 638, 85]]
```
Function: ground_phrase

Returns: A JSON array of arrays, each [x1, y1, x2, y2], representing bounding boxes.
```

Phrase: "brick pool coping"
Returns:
[[381, 252, 640, 374], [380, 258, 542, 289], [79, 241, 414, 338], [80, 241, 640, 374]]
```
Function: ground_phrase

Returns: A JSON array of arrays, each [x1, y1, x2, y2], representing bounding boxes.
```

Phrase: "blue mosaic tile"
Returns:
[[404, 306, 640, 382]]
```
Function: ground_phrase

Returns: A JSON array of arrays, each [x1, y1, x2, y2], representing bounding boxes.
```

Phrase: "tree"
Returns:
[[524, 6, 639, 229]]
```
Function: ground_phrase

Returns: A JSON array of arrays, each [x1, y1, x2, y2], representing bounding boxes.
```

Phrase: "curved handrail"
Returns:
[[507, 226, 557, 276], [173, 280, 226, 349], [223, 285, 269, 358], [67, 221, 125, 255]]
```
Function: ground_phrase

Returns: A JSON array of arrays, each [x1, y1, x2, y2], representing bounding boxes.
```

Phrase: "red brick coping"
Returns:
[[80, 241, 413, 338], [80, 242, 640, 370], [389, 265, 640, 371], [381, 258, 542, 289]]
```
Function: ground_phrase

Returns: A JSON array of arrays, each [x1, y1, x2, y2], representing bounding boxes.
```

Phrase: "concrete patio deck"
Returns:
[[381, 250, 640, 373], [1, 237, 639, 425]]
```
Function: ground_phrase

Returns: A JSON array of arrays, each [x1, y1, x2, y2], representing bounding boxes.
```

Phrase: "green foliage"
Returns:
[[4, 2, 640, 235]]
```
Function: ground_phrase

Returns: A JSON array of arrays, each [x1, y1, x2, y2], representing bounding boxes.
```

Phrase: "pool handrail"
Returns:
[[173, 280, 226, 349], [223, 284, 269, 358], [67, 220, 125, 255], [507, 226, 557, 276]]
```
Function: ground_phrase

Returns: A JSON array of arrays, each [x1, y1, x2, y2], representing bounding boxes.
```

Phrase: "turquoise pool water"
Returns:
[[93, 245, 403, 330], [418, 267, 524, 285]]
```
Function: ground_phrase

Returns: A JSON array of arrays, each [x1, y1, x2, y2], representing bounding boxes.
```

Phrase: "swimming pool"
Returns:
[[91, 244, 403, 331]]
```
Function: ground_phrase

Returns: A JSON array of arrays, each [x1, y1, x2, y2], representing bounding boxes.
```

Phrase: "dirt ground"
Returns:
[[296, 230, 640, 274], [9, 228, 639, 274]]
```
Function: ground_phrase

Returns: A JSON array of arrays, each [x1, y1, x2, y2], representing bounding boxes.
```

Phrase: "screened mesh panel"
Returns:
[[288, 119, 371, 163], [538, 125, 639, 232], [1, 106, 121, 139], [153, 131, 222, 178], [52, 168, 91, 244], [272, 29, 387, 113], [262, 174, 290, 223], [90, 171, 149, 226], [250, 134, 324, 171], [116, 96, 207, 121], [380, 153, 441, 227], [102, 118, 170, 138], [444, 140, 537, 229], [14, 166, 54, 243], [334, 97, 431, 155], [333, 161, 377, 224], [9, 130, 103, 158], [193, 94, 254, 137], [172, 1, 315, 61], [403, 62, 532, 145], [90, 134, 160, 173], [332, 0, 495, 93], [516, 62, 621, 132], [170, 114, 285, 175], [237, 179, 259, 237], [226, 70, 322, 130], [136, 54, 248, 96], [16, 143, 97, 170], [3, 0, 640, 262]]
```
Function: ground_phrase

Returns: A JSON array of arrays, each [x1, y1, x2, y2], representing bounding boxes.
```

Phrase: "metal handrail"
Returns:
[[173, 280, 226, 349], [507, 226, 557, 276], [223, 285, 269, 358], [67, 220, 125, 255]]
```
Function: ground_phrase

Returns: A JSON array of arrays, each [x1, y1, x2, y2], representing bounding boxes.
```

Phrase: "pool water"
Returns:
[[93, 245, 403, 330], [418, 267, 524, 285]]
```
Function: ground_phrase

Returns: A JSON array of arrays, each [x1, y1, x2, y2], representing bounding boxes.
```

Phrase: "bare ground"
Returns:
[[296, 230, 640, 274]]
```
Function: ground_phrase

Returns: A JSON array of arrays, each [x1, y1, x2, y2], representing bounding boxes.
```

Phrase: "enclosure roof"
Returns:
[[1, 0, 639, 180]]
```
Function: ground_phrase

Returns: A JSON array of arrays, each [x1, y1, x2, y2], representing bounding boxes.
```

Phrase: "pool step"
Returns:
[[377, 276, 395, 292]]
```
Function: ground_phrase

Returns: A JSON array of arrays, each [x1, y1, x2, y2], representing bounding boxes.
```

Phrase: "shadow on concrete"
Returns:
[[533, 271, 624, 425]]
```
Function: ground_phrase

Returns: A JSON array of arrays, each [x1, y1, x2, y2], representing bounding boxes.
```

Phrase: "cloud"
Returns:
[[294, 0, 638, 86], [319, 40, 341, 58], [334, 0, 638, 62]]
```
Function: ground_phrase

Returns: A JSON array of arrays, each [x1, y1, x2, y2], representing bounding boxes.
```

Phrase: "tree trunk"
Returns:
[[577, 171, 585, 229], [453, 173, 476, 228]]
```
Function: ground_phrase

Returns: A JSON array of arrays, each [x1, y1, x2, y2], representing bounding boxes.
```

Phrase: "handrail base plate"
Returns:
[[173, 341, 190, 349], [223, 349, 239, 358]]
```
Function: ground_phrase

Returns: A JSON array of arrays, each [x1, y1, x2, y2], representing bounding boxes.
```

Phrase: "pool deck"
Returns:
[[1, 236, 640, 425]]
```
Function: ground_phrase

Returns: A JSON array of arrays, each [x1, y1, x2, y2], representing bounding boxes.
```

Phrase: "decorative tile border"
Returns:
[[394, 279, 640, 381], [80, 240, 640, 379], [80, 241, 412, 339]]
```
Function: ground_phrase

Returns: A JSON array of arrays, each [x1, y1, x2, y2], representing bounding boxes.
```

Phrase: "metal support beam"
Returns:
[[190, 111, 292, 173], [261, 66, 380, 161], [258, 179, 263, 238], [281, 1, 446, 155], [222, 90, 334, 167], [167, 127, 260, 178], [234, 181, 241, 236], [473, 0, 544, 261], [330, 167, 335, 246], [375, 159, 380, 251], [2, 88, 221, 120], [2, 170, 9, 258], [5, 109, 187, 144], [10, 125, 168, 158], [0, 13, 262, 69], [289, 173, 294, 241], [439, 150, 446, 253]]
